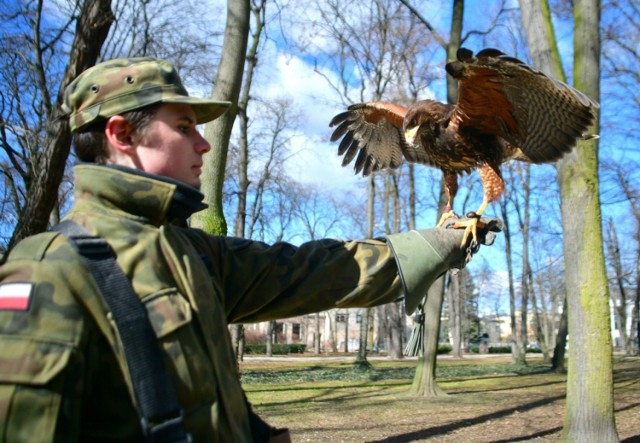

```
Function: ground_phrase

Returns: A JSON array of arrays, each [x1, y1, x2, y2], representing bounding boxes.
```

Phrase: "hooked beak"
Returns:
[[404, 126, 419, 146]]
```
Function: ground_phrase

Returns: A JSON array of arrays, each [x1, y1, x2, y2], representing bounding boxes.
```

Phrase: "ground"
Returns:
[[241, 354, 640, 442]]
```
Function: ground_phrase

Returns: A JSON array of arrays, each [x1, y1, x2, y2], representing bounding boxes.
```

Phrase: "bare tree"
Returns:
[[1, 0, 114, 257], [602, 159, 640, 354], [604, 218, 632, 352]]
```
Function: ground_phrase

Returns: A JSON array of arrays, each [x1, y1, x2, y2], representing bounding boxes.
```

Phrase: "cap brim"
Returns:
[[164, 96, 231, 124]]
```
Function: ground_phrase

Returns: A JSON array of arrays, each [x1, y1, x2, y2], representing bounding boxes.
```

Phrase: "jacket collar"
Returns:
[[73, 164, 207, 226]]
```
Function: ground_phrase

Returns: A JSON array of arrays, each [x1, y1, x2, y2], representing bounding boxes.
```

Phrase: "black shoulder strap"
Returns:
[[53, 220, 191, 443]]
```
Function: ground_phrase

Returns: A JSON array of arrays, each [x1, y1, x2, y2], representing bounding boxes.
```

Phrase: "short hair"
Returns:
[[72, 103, 161, 163]]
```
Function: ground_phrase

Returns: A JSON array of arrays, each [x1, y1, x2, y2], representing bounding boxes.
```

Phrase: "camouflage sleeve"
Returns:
[[198, 235, 410, 323], [0, 234, 93, 442]]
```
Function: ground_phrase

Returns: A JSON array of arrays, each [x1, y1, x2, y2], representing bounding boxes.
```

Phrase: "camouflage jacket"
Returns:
[[0, 164, 439, 442]]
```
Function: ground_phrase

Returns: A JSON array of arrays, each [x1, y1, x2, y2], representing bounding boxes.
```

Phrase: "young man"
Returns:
[[0, 57, 500, 442]]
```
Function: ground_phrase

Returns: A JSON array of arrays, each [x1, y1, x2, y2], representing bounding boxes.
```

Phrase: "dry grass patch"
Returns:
[[241, 355, 640, 442]]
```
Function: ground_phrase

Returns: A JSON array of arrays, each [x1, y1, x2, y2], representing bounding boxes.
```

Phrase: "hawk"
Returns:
[[329, 48, 599, 245]]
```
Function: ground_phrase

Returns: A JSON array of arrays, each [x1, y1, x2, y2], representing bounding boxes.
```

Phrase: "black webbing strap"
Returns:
[[53, 220, 191, 443]]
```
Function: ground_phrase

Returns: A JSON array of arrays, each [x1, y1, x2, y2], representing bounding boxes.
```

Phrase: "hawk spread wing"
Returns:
[[448, 48, 597, 164]]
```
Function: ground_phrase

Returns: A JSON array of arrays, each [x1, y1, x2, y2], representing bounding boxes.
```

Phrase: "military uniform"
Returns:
[[0, 57, 498, 442], [0, 163, 462, 441]]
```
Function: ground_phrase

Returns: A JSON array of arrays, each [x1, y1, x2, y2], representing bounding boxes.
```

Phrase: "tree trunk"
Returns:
[[409, 177, 448, 396], [408, 275, 447, 397], [529, 273, 549, 363], [343, 311, 349, 353], [448, 272, 463, 358], [605, 219, 630, 352], [561, 4, 617, 438], [329, 311, 338, 353], [227, 2, 266, 361], [355, 174, 376, 365], [266, 320, 275, 357], [518, 164, 532, 365], [534, 271, 552, 363], [6, 0, 114, 255], [552, 295, 568, 372], [355, 308, 372, 368], [230, 324, 245, 361], [386, 302, 404, 359], [192, 0, 250, 234], [407, 0, 462, 397], [499, 196, 520, 363], [385, 173, 404, 360], [520, 0, 618, 440], [314, 313, 321, 354]]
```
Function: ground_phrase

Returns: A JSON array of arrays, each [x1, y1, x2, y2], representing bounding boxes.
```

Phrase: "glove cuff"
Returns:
[[385, 230, 449, 314]]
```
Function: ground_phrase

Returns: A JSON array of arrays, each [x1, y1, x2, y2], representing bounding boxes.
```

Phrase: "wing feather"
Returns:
[[328, 101, 409, 176]]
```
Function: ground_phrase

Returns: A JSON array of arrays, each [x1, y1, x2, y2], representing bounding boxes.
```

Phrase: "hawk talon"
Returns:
[[452, 218, 481, 248], [436, 210, 458, 228]]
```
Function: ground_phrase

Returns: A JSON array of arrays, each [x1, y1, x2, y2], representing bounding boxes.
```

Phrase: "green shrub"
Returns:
[[244, 343, 306, 355], [437, 344, 452, 354], [489, 346, 512, 354]]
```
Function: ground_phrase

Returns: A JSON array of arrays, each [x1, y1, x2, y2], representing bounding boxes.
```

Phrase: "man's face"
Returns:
[[133, 103, 211, 189]]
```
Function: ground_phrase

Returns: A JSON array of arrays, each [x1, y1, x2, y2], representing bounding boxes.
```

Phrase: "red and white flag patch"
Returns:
[[0, 282, 34, 310]]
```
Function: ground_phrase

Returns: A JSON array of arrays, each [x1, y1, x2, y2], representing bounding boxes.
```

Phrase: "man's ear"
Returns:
[[104, 115, 135, 156]]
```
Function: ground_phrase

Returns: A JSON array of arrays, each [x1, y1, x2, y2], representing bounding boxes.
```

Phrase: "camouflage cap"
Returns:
[[63, 57, 231, 132]]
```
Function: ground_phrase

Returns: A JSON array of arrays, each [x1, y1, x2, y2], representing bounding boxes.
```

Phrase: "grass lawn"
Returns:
[[241, 354, 640, 442]]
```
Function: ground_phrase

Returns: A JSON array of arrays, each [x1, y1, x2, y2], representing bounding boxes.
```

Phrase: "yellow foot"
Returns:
[[436, 210, 458, 228], [451, 212, 487, 247]]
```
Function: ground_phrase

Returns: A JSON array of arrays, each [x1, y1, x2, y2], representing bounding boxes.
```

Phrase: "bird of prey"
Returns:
[[329, 48, 599, 245]]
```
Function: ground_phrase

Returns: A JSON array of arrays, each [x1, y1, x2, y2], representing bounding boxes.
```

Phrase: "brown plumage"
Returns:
[[329, 47, 599, 243]]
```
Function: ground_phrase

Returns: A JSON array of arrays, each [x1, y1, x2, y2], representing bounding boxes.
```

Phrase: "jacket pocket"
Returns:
[[143, 289, 217, 410], [144, 288, 192, 338], [0, 335, 74, 440], [0, 335, 73, 384]]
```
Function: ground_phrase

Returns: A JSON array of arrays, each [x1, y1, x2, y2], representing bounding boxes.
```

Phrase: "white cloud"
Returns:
[[254, 43, 365, 191]]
